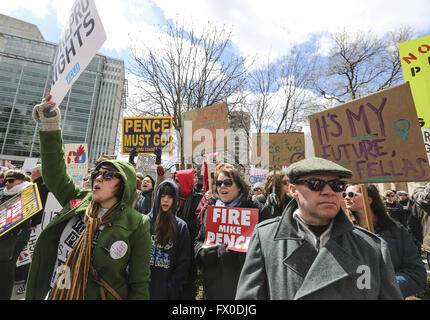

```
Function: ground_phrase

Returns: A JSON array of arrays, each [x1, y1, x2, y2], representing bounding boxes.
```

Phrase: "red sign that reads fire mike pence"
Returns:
[[203, 206, 259, 253]]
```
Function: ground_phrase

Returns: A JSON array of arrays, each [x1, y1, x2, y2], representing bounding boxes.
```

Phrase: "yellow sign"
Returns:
[[121, 117, 173, 155], [398, 35, 430, 129]]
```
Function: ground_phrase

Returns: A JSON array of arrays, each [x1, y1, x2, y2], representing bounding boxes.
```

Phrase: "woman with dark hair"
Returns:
[[262, 171, 292, 217], [343, 184, 426, 298], [26, 94, 152, 300], [147, 180, 190, 299], [194, 163, 271, 300]]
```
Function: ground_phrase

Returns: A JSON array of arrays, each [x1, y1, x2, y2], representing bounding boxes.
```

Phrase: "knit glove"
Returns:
[[267, 193, 280, 207], [32, 94, 61, 131]]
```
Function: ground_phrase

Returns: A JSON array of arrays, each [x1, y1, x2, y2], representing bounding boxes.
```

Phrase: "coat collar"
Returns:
[[276, 199, 360, 299]]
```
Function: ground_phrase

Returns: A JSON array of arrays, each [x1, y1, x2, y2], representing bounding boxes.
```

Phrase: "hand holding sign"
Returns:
[[32, 93, 61, 131], [203, 206, 259, 252]]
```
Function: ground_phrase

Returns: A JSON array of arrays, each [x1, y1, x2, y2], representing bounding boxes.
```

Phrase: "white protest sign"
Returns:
[[50, 0, 107, 105], [21, 158, 39, 173], [16, 193, 63, 267], [64, 143, 89, 188], [423, 128, 430, 163]]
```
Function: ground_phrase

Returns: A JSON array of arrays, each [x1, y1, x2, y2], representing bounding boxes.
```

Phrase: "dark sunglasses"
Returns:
[[91, 170, 121, 182], [342, 191, 361, 199], [216, 179, 233, 188], [294, 178, 346, 192], [4, 179, 16, 184]]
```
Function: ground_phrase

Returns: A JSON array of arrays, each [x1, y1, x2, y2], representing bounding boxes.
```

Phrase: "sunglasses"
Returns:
[[4, 179, 16, 184], [91, 170, 121, 182], [281, 180, 288, 185], [216, 179, 233, 188], [342, 191, 361, 199], [294, 178, 346, 192], [387, 194, 395, 198]]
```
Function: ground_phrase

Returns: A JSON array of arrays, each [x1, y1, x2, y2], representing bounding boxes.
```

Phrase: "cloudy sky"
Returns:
[[2, 0, 430, 67]]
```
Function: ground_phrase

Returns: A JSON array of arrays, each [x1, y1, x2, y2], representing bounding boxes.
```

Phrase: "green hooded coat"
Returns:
[[25, 130, 152, 300]]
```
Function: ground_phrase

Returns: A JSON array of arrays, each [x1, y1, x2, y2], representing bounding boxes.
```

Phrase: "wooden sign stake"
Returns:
[[360, 184, 374, 233]]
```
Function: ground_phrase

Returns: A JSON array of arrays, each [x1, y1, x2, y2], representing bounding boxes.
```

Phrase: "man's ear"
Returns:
[[289, 184, 299, 200]]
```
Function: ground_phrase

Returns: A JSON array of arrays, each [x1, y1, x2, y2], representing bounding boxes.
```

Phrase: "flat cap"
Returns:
[[286, 157, 353, 183]]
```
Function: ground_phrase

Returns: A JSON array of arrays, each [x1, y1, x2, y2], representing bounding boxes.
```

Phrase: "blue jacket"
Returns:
[[147, 180, 190, 299], [376, 223, 427, 298]]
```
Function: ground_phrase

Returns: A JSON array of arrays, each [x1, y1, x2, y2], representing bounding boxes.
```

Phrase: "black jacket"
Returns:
[[30, 177, 50, 227], [194, 194, 270, 299]]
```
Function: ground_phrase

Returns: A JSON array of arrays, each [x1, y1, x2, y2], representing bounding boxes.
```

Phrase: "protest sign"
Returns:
[[17, 193, 63, 267], [398, 36, 430, 129], [21, 158, 39, 174], [122, 117, 173, 155], [251, 133, 305, 168], [0, 184, 42, 237], [182, 103, 230, 161], [202, 206, 259, 253], [64, 143, 88, 188], [50, 0, 107, 105], [423, 128, 430, 163], [245, 168, 269, 186], [309, 82, 430, 183]]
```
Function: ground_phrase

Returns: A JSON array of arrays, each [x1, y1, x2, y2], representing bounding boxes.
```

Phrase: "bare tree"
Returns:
[[243, 47, 325, 134], [127, 20, 249, 168], [315, 26, 415, 104]]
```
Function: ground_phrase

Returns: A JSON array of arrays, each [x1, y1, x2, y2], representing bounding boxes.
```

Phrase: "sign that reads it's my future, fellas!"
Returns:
[[308, 82, 430, 184]]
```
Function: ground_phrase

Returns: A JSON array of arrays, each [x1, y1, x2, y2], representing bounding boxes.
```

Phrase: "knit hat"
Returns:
[[144, 175, 155, 188], [286, 157, 353, 183]]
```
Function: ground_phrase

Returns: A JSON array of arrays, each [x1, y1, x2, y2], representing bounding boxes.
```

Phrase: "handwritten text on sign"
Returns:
[[309, 82, 430, 183], [203, 206, 259, 252]]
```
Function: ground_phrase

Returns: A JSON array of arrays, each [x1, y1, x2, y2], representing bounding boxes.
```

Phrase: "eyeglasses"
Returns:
[[387, 194, 395, 198], [294, 178, 346, 192], [216, 179, 233, 188], [91, 170, 121, 182], [342, 191, 361, 199], [4, 179, 16, 184]]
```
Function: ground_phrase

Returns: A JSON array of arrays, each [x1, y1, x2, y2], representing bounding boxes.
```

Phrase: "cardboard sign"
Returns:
[[398, 36, 430, 129], [17, 193, 63, 267], [21, 158, 39, 174], [0, 184, 42, 237], [122, 117, 173, 155], [251, 132, 305, 168], [64, 143, 88, 188], [182, 103, 230, 161], [50, 0, 107, 105], [309, 82, 430, 183], [202, 206, 259, 253]]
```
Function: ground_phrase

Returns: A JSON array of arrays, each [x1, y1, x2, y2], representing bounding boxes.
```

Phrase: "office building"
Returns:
[[0, 14, 127, 166]]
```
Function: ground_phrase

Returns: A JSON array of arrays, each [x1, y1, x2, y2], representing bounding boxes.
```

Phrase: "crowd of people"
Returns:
[[0, 94, 430, 300]]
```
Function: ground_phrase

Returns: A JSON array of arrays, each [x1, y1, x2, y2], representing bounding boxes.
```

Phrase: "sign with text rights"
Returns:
[[398, 36, 430, 129], [251, 132, 305, 168], [309, 82, 430, 184], [203, 206, 259, 253], [50, 0, 107, 105], [0, 184, 42, 237], [122, 117, 173, 155]]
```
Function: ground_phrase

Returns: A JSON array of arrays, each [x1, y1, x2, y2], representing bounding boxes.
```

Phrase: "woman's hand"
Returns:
[[32, 93, 61, 131]]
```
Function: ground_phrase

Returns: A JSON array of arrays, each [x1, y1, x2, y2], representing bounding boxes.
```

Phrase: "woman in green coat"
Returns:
[[25, 94, 152, 300]]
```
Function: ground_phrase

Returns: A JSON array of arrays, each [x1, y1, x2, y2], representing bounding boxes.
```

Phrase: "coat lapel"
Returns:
[[276, 200, 361, 300], [293, 239, 360, 299]]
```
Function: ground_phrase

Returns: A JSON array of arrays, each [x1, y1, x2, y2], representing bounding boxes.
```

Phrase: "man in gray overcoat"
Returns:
[[236, 157, 402, 300]]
